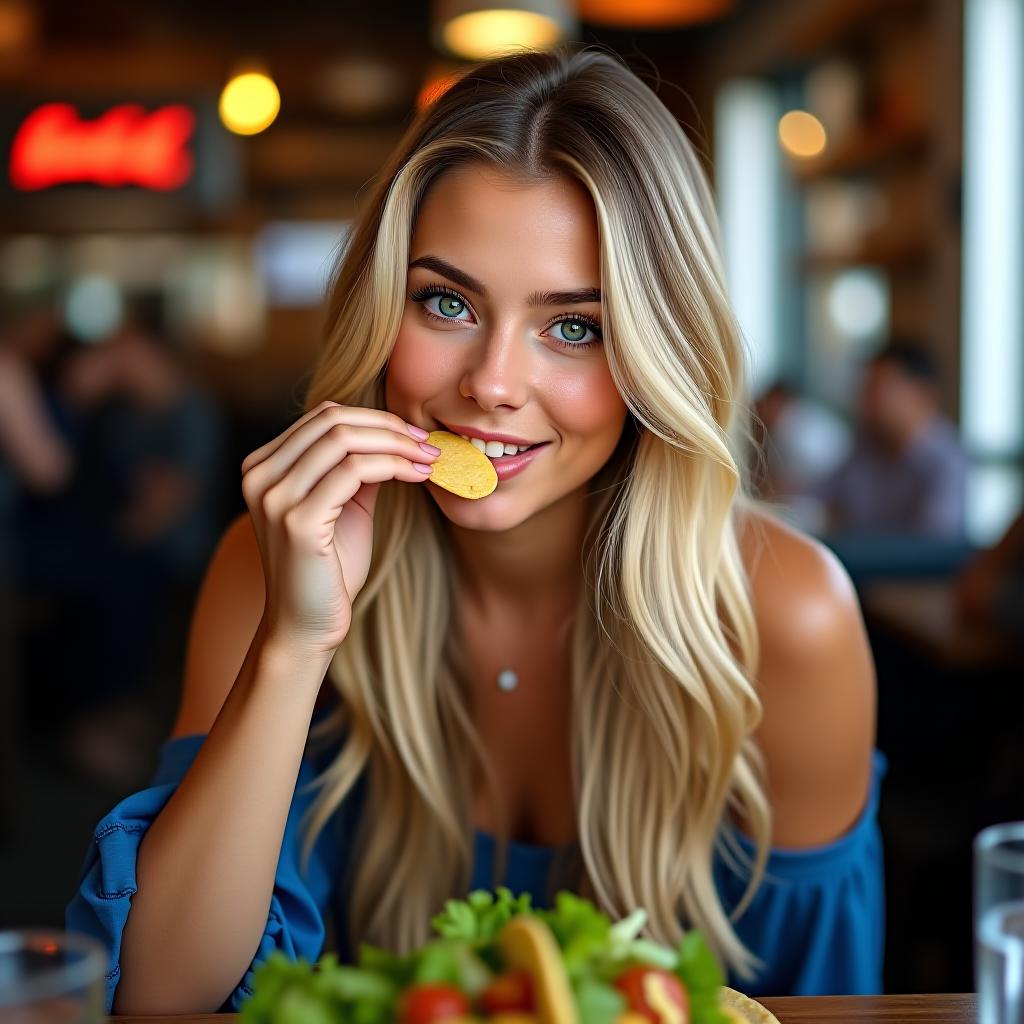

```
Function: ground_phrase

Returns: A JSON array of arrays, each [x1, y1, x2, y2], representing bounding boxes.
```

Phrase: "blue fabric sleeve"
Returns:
[[64, 731, 343, 1014], [715, 748, 887, 996]]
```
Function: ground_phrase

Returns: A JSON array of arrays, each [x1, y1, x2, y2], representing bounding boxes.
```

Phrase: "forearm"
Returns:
[[113, 624, 333, 1014], [0, 362, 73, 493]]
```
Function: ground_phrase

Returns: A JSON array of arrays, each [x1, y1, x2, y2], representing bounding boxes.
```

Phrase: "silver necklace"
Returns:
[[496, 667, 519, 692]]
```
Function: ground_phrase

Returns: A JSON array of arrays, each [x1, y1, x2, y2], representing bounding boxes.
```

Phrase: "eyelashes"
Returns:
[[408, 282, 603, 351]]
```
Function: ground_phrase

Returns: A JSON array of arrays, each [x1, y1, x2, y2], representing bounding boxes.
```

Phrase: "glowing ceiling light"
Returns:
[[433, 1, 576, 60], [778, 109, 827, 159], [219, 69, 280, 136], [577, 0, 732, 27]]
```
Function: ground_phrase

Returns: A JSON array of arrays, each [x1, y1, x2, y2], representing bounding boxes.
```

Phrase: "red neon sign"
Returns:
[[9, 103, 196, 191]]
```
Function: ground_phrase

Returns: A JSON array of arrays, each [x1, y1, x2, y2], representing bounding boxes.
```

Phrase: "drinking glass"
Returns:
[[0, 930, 105, 1024], [976, 822, 1024, 1024]]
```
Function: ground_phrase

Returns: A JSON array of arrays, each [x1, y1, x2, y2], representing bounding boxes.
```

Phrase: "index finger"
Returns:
[[240, 402, 421, 476]]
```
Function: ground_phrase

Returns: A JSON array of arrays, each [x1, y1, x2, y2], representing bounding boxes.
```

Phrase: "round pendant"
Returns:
[[497, 668, 519, 692]]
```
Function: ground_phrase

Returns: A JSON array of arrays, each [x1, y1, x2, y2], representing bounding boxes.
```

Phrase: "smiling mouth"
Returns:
[[437, 423, 547, 453]]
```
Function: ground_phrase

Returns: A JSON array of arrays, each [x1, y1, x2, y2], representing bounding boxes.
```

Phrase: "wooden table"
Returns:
[[109, 993, 977, 1023], [861, 578, 1024, 670]]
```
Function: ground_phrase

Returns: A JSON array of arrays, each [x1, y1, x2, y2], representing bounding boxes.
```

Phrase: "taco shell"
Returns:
[[498, 916, 579, 1024], [496, 917, 779, 1024], [719, 986, 781, 1024]]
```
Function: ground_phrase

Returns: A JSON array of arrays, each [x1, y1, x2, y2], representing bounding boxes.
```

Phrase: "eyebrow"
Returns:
[[409, 254, 601, 307]]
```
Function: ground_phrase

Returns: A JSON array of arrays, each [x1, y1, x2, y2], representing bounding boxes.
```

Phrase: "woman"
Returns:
[[66, 44, 884, 1014]]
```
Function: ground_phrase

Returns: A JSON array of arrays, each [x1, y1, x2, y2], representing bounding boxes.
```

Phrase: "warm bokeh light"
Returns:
[[778, 109, 827, 158], [218, 71, 280, 136], [0, 0, 35, 55], [441, 9, 565, 59], [315, 57, 406, 117], [577, 0, 732, 27]]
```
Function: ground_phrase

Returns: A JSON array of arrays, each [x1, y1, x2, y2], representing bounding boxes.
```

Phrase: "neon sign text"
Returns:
[[10, 103, 196, 191]]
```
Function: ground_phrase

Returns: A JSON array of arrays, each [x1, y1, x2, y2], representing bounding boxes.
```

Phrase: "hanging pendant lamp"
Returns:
[[577, 0, 733, 29], [433, 0, 578, 60]]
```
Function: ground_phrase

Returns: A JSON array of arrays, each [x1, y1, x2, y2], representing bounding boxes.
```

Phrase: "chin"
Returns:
[[426, 482, 535, 531]]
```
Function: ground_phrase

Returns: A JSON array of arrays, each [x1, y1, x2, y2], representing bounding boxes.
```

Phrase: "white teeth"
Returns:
[[459, 434, 532, 458]]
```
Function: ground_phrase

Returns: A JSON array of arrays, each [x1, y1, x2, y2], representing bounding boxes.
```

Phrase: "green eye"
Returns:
[[559, 321, 588, 342], [438, 296, 465, 318], [409, 282, 603, 351]]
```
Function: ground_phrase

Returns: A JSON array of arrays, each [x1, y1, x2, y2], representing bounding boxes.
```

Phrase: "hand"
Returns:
[[240, 402, 440, 656]]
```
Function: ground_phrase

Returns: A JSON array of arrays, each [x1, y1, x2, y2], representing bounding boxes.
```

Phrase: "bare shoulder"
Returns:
[[736, 505, 877, 847], [169, 512, 266, 739], [737, 506, 864, 649]]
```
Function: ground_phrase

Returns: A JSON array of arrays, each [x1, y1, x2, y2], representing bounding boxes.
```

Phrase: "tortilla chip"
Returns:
[[425, 430, 497, 498], [719, 986, 782, 1023]]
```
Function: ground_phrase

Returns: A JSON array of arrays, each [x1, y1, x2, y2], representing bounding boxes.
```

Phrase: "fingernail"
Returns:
[[419, 442, 442, 456], [413, 462, 433, 473], [407, 424, 429, 440]]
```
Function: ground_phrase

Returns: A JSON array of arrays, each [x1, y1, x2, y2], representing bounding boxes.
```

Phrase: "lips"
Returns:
[[436, 421, 546, 451]]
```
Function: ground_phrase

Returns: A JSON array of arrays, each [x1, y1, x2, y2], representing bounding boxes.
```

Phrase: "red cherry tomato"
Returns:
[[613, 966, 690, 1024], [477, 969, 535, 1014], [398, 983, 472, 1023]]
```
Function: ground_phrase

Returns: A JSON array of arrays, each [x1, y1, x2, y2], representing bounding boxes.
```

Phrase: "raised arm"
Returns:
[[113, 513, 333, 1013]]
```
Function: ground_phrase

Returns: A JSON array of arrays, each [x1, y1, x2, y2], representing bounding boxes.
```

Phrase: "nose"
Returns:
[[459, 324, 533, 409]]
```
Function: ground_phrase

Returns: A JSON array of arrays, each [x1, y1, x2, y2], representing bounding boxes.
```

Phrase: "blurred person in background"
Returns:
[[17, 307, 225, 787], [58, 314, 225, 581], [0, 307, 77, 835], [752, 378, 852, 534], [0, 309, 75, 502], [814, 340, 968, 540]]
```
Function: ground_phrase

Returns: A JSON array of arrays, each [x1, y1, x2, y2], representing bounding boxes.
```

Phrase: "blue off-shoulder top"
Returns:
[[65, 709, 887, 1014]]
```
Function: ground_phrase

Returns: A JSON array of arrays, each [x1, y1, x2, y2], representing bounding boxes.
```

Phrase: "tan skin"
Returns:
[[172, 162, 876, 855]]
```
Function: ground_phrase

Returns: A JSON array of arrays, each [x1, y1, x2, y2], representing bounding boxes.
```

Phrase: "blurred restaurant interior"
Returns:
[[1, 0, 1023, 999]]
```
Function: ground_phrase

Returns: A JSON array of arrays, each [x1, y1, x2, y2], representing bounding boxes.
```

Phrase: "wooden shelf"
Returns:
[[802, 236, 931, 274], [783, 0, 929, 60], [792, 121, 930, 183]]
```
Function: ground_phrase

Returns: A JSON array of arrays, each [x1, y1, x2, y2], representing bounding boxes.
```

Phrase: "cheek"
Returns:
[[549, 363, 627, 449], [385, 320, 456, 408]]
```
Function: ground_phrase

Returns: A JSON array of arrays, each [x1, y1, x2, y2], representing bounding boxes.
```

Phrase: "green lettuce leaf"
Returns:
[[573, 975, 626, 1024], [431, 886, 534, 943], [676, 930, 732, 1024]]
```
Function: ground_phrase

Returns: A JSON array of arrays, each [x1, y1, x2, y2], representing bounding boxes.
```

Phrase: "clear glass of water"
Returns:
[[976, 822, 1024, 1024], [0, 930, 106, 1024]]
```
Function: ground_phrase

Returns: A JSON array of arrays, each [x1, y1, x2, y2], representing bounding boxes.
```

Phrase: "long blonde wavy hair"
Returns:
[[295, 43, 772, 982]]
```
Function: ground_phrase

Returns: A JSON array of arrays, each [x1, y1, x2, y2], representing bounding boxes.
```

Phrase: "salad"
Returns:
[[240, 888, 778, 1024]]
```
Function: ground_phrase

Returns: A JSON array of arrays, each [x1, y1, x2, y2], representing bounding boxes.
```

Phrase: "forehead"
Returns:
[[410, 162, 600, 289]]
